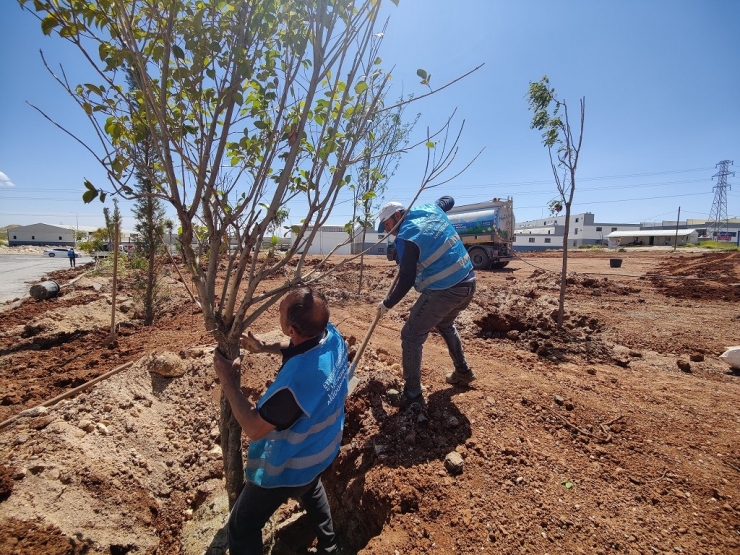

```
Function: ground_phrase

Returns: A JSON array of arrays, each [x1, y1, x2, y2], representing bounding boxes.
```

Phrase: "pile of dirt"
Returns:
[[1, 251, 739, 554]]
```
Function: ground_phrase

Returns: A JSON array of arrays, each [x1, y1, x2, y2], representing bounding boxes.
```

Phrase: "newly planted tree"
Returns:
[[349, 94, 418, 293], [527, 76, 585, 329], [21, 0, 476, 504]]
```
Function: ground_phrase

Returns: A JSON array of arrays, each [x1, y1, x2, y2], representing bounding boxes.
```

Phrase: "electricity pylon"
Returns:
[[708, 160, 734, 239]]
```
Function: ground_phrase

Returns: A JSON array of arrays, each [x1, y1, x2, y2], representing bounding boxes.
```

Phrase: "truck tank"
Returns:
[[446, 198, 515, 270], [385, 198, 516, 270]]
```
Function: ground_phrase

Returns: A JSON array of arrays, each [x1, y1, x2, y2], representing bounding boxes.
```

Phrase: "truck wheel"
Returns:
[[490, 261, 509, 269], [468, 247, 490, 270]]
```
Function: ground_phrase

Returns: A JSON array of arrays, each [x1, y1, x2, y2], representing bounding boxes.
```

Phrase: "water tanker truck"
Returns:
[[446, 197, 515, 270], [387, 197, 515, 270]]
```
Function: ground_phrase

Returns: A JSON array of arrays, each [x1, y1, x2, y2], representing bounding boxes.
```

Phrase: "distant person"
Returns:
[[213, 286, 348, 554], [377, 196, 476, 409], [67, 247, 76, 268]]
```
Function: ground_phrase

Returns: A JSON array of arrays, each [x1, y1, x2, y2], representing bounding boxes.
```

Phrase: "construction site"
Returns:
[[1, 247, 739, 554]]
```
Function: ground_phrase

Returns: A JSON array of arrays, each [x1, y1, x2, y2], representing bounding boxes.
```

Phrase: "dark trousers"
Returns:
[[401, 281, 476, 397], [228, 476, 337, 555], [69, 257, 75, 267]]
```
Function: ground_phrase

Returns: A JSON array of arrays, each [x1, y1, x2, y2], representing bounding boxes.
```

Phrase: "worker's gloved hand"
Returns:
[[378, 301, 390, 317], [240, 331, 264, 353], [213, 349, 241, 384]]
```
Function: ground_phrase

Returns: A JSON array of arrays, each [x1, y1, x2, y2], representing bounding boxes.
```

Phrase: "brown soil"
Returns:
[[1, 250, 739, 554]]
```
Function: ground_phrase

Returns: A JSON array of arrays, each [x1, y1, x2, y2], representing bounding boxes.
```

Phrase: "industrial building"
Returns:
[[515, 212, 740, 251], [514, 212, 640, 251], [6, 223, 137, 247]]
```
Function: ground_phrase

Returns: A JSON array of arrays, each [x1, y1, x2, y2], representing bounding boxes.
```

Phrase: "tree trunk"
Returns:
[[109, 226, 119, 344], [557, 208, 570, 329], [144, 240, 156, 325], [219, 341, 244, 509], [357, 226, 368, 295]]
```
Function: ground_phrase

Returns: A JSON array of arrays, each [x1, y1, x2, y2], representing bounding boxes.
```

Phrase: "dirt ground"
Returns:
[[1, 249, 739, 555]]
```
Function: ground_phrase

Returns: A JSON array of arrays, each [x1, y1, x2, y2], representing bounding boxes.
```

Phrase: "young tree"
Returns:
[[349, 95, 418, 293], [21, 0, 476, 504], [527, 76, 585, 329], [104, 199, 123, 344], [128, 68, 168, 326]]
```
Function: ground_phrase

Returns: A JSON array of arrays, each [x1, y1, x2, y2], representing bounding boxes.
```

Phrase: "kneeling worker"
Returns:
[[213, 286, 348, 554]]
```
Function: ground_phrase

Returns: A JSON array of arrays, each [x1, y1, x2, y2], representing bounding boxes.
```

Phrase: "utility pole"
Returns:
[[673, 207, 680, 251], [708, 160, 734, 240]]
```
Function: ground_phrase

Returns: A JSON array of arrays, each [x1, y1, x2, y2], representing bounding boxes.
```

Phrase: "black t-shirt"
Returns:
[[257, 331, 325, 431]]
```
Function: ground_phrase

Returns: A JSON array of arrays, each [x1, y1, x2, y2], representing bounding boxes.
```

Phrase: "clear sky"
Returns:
[[1, 0, 738, 233]]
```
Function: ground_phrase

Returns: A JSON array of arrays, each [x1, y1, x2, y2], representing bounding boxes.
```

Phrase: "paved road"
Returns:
[[0, 253, 92, 303]]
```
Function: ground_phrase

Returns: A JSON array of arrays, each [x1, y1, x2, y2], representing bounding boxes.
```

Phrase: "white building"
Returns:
[[606, 229, 699, 249], [514, 213, 640, 252], [7, 223, 137, 247], [290, 225, 387, 256]]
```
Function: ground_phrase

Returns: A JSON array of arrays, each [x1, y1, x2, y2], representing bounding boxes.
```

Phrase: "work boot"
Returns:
[[445, 369, 476, 386], [390, 389, 425, 410]]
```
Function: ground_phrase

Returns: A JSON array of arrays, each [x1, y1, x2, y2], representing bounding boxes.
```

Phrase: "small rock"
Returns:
[[506, 330, 520, 341], [689, 353, 704, 362], [554, 395, 564, 406], [148, 351, 186, 377], [586, 368, 597, 375], [79, 419, 95, 432], [96, 423, 110, 435], [444, 451, 465, 475], [12, 468, 27, 480], [676, 360, 691, 373]]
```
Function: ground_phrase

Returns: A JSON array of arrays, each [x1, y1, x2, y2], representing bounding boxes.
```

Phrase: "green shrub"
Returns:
[[696, 240, 739, 251]]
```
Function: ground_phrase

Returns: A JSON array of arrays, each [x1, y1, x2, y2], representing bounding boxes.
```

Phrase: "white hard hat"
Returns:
[[378, 201, 404, 224]]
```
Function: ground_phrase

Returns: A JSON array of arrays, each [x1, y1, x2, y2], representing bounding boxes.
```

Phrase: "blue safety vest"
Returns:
[[395, 203, 472, 291], [246, 323, 348, 488]]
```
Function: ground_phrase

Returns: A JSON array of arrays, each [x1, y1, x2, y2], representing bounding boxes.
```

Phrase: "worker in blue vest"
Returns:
[[67, 247, 76, 268], [377, 197, 476, 409], [213, 287, 348, 554]]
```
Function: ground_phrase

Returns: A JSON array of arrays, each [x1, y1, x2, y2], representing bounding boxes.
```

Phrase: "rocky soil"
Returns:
[[1, 249, 739, 554]]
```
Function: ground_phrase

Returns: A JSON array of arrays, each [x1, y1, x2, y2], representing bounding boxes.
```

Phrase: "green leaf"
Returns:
[[416, 68, 428, 80], [354, 81, 368, 94], [99, 191, 107, 203], [41, 15, 58, 36], [83, 179, 96, 191], [82, 189, 98, 204], [374, 57, 382, 65], [561, 480, 573, 489], [425, 140, 434, 148], [254, 120, 267, 130], [290, 225, 302, 234], [172, 44, 185, 60], [390, 0, 399, 5]]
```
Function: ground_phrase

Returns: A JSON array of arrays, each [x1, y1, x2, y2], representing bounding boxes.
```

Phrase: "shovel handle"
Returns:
[[348, 306, 382, 379], [347, 271, 400, 381]]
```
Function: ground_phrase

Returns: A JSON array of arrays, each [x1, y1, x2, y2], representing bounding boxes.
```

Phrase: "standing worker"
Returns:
[[213, 286, 348, 554], [377, 196, 476, 408], [67, 247, 76, 268]]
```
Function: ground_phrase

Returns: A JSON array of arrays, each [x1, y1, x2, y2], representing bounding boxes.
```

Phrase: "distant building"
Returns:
[[514, 213, 640, 252], [515, 212, 740, 251], [606, 229, 699, 249], [289, 225, 387, 256], [7, 223, 137, 247]]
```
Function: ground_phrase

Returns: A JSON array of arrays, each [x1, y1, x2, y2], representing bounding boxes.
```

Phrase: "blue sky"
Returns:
[[1, 0, 738, 233]]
